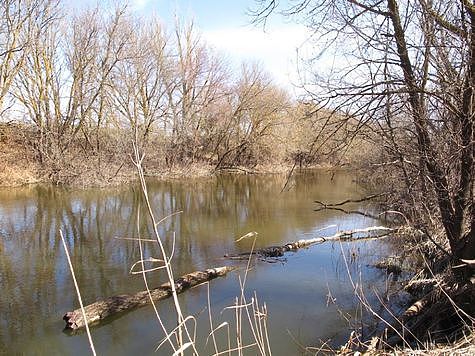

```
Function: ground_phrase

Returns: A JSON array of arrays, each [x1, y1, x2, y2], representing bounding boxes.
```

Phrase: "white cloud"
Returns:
[[131, 0, 151, 11], [203, 25, 310, 91]]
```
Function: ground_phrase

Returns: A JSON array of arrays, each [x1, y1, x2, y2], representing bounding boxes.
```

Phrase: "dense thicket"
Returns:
[[0, 1, 364, 186]]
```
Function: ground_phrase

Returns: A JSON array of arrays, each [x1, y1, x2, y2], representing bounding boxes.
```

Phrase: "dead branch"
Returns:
[[314, 193, 389, 208], [225, 226, 396, 260], [314, 206, 381, 220], [314, 193, 389, 219], [214, 166, 258, 174]]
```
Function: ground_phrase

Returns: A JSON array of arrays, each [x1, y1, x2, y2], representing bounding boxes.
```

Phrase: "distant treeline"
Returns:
[[0, 1, 371, 185]]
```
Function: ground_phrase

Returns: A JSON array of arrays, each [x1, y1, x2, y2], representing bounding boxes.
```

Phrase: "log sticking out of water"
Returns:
[[225, 226, 396, 260], [372, 257, 404, 274], [63, 266, 233, 331]]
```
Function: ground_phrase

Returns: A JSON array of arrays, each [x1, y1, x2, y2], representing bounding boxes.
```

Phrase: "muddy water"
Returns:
[[0, 170, 391, 355]]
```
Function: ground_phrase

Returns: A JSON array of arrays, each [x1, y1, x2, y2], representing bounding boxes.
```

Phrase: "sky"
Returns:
[[65, 0, 312, 93]]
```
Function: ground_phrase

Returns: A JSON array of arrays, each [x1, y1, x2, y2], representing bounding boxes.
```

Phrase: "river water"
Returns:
[[0, 170, 392, 355]]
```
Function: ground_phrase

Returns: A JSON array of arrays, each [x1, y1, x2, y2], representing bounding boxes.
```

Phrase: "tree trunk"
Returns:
[[387, 0, 465, 255], [63, 266, 234, 331]]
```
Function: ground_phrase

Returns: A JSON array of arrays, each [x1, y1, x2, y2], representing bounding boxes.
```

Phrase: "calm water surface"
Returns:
[[0, 170, 391, 355]]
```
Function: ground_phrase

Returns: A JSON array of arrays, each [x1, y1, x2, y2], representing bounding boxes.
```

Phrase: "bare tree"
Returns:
[[214, 62, 290, 169], [253, 0, 474, 267], [13, 4, 130, 180], [110, 17, 170, 151], [0, 0, 56, 117], [64, 5, 131, 154], [165, 19, 228, 165]]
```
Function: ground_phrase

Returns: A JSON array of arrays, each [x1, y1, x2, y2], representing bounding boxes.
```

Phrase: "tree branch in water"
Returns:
[[314, 193, 389, 220], [225, 226, 396, 261]]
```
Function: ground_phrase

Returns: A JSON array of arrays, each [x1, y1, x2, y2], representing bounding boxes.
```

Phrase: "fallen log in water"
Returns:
[[225, 226, 396, 260], [63, 266, 233, 331]]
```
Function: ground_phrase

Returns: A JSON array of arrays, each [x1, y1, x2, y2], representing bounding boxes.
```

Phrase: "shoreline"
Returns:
[[0, 160, 336, 189], [0, 122, 344, 188]]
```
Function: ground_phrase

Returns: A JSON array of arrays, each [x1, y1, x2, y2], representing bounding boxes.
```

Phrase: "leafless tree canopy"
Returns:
[[2, 1, 348, 185], [253, 0, 475, 267]]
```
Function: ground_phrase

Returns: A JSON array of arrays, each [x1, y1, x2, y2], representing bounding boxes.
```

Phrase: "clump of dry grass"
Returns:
[[358, 328, 475, 355]]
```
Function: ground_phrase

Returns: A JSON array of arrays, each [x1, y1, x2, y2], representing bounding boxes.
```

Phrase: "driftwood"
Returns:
[[372, 257, 404, 275], [63, 266, 233, 331], [404, 278, 438, 296], [215, 165, 258, 174], [225, 226, 395, 260]]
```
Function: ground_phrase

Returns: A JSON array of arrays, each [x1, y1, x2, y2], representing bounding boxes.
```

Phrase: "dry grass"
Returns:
[[0, 123, 40, 186], [361, 330, 475, 355]]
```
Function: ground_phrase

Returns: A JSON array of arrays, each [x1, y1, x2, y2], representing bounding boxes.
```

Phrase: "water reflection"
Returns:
[[0, 170, 387, 355]]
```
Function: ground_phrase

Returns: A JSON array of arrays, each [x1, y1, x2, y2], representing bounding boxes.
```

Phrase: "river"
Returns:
[[0, 169, 392, 355]]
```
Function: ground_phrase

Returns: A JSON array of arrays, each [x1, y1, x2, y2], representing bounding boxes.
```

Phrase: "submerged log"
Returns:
[[225, 226, 396, 260], [372, 257, 404, 275], [63, 266, 233, 331]]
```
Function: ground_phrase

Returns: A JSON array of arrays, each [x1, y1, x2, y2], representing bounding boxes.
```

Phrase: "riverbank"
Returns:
[[0, 155, 319, 188], [340, 226, 475, 354], [0, 122, 338, 188]]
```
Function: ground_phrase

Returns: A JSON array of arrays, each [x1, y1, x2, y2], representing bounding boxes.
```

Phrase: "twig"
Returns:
[[280, 161, 297, 193], [314, 192, 389, 208], [314, 194, 389, 219], [314, 205, 380, 219]]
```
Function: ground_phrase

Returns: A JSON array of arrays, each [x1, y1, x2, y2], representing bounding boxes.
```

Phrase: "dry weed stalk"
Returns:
[[131, 140, 197, 355], [332, 239, 422, 353], [206, 230, 272, 356], [59, 230, 97, 356], [130, 137, 272, 355]]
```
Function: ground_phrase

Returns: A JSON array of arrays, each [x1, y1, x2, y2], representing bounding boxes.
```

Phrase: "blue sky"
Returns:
[[65, 0, 311, 92], [129, 0, 276, 29]]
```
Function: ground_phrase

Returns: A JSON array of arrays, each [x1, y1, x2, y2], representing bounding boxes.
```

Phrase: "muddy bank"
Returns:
[[342, 228, 475, 354]]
